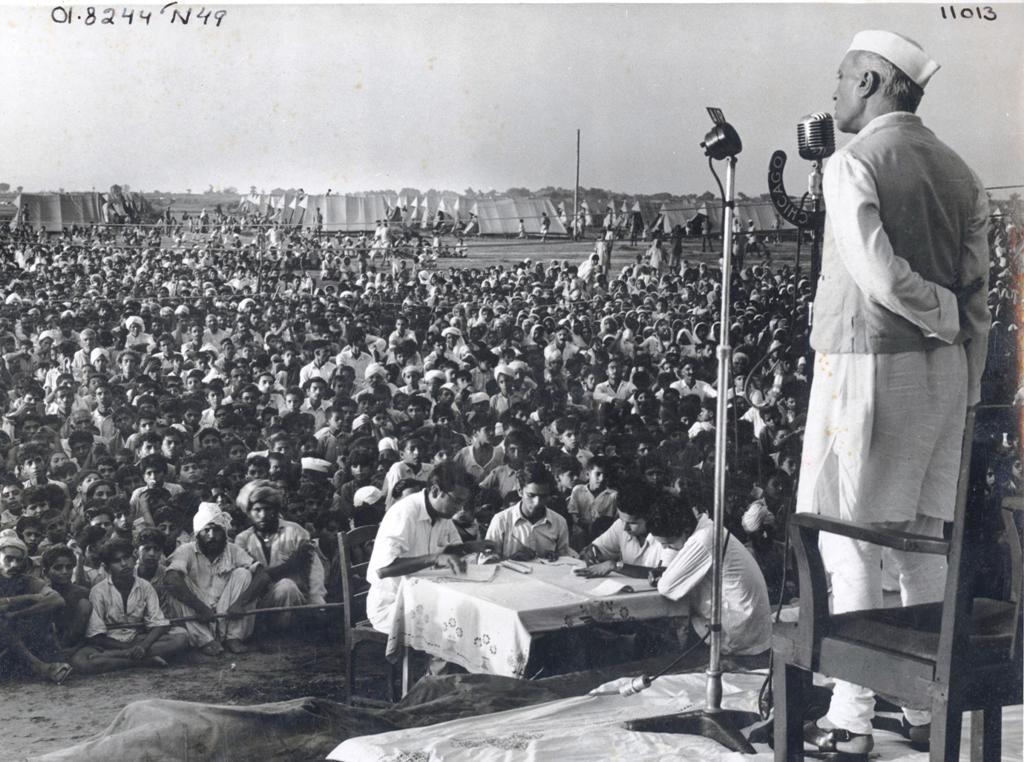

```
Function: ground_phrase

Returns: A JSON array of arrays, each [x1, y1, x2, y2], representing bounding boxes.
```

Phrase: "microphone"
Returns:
[[796, 113, 835, 161], [588, 675, 653, 697]]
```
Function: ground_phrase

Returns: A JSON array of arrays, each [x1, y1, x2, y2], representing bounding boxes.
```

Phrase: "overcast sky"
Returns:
[[1, 3, 1021, 197]]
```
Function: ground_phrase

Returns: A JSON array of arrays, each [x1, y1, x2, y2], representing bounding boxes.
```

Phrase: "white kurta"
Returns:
[[795, 111, 989, 734], [797, 346, 967, 524], [797, 116, 988, 524]]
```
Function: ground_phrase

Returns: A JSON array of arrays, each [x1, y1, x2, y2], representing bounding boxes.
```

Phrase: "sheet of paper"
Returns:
[[537, 556, 586, 568], [589, 579, 636, 596], [415, 564, 499, 583]]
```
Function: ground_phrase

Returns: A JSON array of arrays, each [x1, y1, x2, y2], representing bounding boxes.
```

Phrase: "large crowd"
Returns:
[[0, 210, 1019, 685]]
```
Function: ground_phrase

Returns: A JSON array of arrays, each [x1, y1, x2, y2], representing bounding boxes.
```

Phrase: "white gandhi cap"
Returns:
[[847, 30, 940, 89]]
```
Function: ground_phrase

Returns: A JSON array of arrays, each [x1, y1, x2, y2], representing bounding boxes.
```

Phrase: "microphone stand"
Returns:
[[623, 149, 759, 753], [807, 160, 824, 310]]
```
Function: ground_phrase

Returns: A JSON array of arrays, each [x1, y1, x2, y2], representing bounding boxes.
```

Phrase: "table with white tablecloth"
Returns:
[[385, 557, 689, 678]]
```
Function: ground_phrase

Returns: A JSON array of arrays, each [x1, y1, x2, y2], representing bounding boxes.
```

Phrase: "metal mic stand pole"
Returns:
[[808, 160, 824, 304], [623, 153, 759, 753], [804, 160, 824, 384]]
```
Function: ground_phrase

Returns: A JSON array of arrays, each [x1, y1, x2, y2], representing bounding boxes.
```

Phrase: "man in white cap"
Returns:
[[163, 503, 269, 656], [799, 31, 990, 755]]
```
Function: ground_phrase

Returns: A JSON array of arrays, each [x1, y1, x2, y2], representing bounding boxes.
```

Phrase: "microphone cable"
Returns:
[[708, 157, 728, 247], [591, 628, 711, 696]]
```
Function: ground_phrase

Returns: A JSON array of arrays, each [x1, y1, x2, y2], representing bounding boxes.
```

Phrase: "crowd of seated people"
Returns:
[[0, 211, 1018, 683]]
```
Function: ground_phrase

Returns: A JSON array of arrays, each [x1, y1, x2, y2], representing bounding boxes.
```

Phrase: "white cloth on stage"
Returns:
[[328, 670, 971, 762]]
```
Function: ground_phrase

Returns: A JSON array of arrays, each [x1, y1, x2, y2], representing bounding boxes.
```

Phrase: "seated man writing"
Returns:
[[164, 502, 269, 656], [0, 530, 71, 684], [233, 480, 326, 631], [367, 462, 487, 634], [485, 462, 569, 561], [575, 483, 677, 579], [70, 538, 189, 674], [656, 503, 772, 655]]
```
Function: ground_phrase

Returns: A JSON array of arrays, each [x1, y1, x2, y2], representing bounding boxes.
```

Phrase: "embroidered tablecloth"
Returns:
[[386, 558, 688, 678]]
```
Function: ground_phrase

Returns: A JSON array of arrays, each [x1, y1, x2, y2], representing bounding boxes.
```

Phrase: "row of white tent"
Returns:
[[12, 192, 153, 232], [239, 191, 795, 236], [238, 192, 568, 236]]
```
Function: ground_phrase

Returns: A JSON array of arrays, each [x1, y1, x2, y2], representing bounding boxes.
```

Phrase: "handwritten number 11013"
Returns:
[[50, 6, 227, 26], [940, 6, 997, 19]]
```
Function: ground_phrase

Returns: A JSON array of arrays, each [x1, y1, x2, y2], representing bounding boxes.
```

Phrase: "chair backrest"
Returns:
[[935, 408, 978, 683], [338, 524, 379, 630], [1002, 496, 1024, 664], [937, 408, 1023, 680]]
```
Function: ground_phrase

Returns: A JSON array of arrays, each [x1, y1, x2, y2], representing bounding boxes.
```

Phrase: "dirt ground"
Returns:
[[409, 234, 801, 273], [3, 627, 384, 760]]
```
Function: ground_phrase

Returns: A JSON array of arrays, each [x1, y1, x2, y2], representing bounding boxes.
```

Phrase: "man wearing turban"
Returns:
[[163, 503, 268, 656]]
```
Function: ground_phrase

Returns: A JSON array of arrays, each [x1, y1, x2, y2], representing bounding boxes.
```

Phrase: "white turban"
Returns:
[[354, 486, 384, 507], [192, 502, 232, 535]]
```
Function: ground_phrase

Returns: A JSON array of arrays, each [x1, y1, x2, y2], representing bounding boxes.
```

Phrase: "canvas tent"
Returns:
[[577, 197, 610, 229], [704, 201, 794, 234], [15, 192, 106, 232], [653, 205, 706, 236], [626, 200, 664, 236], [315, 193, 394, 232], [469, 197, 567, 237]]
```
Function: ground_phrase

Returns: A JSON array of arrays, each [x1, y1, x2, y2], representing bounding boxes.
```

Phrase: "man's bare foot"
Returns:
[[37, 662, 73, 684], [144, 656, 169, 668], [223, 639, 248, 654], [200, 641, 224, 656]]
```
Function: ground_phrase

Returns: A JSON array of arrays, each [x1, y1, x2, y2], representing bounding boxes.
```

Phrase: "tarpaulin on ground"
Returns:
[[32, 697, 395, 762], [471, 197, 566, 236], [31, 653, 734, 762], [30, 671, 607, 762]]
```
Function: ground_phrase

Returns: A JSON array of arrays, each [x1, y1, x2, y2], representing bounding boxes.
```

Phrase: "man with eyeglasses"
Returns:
[[367, 461, 489, 635]]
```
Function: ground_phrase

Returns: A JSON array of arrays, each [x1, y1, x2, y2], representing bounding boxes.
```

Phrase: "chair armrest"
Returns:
[[789, 514, 949, 555]]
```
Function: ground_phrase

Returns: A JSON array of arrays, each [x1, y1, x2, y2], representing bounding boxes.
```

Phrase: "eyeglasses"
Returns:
[[442, 490, 470, 508]]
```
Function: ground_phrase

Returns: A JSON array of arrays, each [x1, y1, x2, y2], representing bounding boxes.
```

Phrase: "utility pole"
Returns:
[[573, 129, 580, 241]]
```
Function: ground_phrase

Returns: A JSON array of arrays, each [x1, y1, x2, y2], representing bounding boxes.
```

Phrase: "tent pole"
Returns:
[[573, 129, 580, 241]]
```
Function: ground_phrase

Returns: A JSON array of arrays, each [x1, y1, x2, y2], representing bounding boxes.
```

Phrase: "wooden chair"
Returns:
[[773, 409, 1023, 760], [337, 525, 410, 706]]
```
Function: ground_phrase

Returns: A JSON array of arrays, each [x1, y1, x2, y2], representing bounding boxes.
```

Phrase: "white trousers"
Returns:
[[821, 515, 947, 734]]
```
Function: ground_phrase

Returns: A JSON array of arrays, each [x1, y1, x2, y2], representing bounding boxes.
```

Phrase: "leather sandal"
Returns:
[[803, 719, 873, 760]]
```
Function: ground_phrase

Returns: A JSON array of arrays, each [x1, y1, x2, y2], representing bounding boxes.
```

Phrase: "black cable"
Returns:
[[649, 627, 712, 682], [708, 158, 727, 241], [742, 345, 787, 410], [756, 491, 797, 720]]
